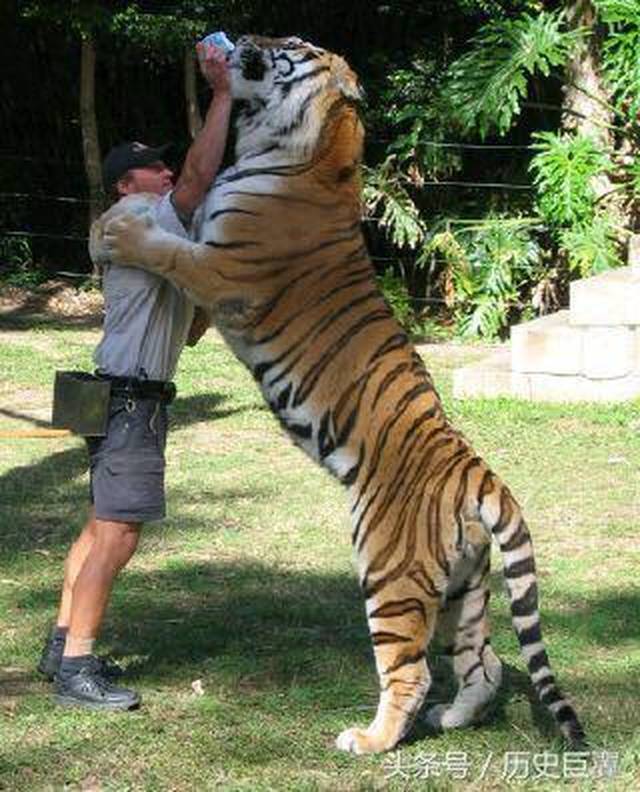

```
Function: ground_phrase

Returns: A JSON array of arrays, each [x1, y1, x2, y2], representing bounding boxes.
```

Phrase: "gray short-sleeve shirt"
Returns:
[[93, 193, 195, 381]]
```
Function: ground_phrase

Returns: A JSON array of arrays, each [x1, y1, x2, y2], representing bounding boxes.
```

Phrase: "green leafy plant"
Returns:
[[595, 0, 640, 115], [363, 158, 425, 250], [377, 268, 413, 328], [627, 158, 640, 198], [376, 59, 462, 182], [441, 10, 582, 137], [430, 219, 543, 339], [529, 131, 612, 228], [454, 0, 544, 13], [529, 132, 623, 274], [110, 4, 206, 60], [559, 218, 620, 276], [0, 236, 45, 289], [376, 268, 450, 340]]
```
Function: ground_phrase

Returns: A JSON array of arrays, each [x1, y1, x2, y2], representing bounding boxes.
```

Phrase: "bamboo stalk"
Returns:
[[0, 429, 73, 439]]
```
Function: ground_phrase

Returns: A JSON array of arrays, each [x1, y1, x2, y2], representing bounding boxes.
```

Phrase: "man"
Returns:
[[37, 41, 232, 711]]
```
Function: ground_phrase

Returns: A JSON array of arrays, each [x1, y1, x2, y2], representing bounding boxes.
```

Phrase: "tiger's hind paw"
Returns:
[[423, 703, 473, 731], [423, 692, 495, 732]]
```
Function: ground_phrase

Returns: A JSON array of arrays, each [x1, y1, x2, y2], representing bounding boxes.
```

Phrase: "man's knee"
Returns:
[[94, 519, 141, 570]]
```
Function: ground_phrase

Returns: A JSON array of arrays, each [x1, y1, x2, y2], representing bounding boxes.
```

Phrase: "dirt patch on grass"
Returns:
[[0, 280, 103, 325], [416, 341, 500, 370], [178, 424, 271, 450], [0, 387, 52, 422]]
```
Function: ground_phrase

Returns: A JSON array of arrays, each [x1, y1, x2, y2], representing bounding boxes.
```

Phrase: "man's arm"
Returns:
[[171, 43, 232, 219], [185, 305, 211, 346], [174, 43, 231, 344]]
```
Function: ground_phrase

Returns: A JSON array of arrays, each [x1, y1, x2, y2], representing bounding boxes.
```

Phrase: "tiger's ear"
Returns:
[[329, 56, 364, 104], [336, 74, 364, 104]]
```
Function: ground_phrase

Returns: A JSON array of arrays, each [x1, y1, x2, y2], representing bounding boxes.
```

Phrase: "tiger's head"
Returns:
[[228, 35, 364, 187]]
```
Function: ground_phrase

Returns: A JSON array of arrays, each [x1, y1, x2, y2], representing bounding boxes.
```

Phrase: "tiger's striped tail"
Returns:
[[477, 474, 586, 748]]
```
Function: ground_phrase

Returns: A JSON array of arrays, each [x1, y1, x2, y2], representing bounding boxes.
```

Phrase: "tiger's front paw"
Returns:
[[88, 218, 110, 266], [335, 726, 395, 755], [103, 211, 156, 268]]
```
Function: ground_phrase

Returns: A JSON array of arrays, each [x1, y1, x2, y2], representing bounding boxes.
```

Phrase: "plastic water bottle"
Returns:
[[199, 31, 235, 55]]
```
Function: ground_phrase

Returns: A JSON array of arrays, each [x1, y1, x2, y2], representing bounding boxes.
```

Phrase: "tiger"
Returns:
[[95, 35, 586, 755]]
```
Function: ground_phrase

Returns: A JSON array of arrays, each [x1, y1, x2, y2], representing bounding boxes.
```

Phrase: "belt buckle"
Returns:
[[123, 378, 137, 412]]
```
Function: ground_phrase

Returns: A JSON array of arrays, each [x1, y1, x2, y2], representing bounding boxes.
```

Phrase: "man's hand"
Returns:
[[196, 43, 231, 97]]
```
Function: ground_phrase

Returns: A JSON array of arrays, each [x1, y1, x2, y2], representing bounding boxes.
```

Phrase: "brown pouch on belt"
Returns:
[[51, 371, 112, 437]]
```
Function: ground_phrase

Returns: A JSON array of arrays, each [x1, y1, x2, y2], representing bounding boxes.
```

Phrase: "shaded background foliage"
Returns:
[[0, 0, 536, 265], [2, 0, 639, 338]]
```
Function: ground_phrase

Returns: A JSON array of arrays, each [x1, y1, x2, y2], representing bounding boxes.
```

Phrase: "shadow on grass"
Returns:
[[0, 391, 259, 559], [17, 560, 369, 685], [13, 553, 640, 750], [487, 569, 640, 646], [0, 406, 55, 428]]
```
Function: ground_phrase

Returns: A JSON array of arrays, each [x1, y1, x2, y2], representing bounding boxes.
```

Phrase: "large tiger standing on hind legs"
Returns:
[[95, 35, 585, 754]]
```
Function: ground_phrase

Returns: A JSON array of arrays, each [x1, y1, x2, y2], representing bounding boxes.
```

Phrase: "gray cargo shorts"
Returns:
[[86, 394, 168, 523]]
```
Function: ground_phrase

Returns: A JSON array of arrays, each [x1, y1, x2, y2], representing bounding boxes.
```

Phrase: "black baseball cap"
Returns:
[[102, 141, 173, 191]]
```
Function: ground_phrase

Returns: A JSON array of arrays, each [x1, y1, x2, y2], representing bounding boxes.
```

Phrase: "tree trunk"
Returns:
[[563, 2, 612, 139], [562, 1, 614, 192], [184, 47, 202, 140], [563, 0, 632, 240], [79, 34, 103, 276]]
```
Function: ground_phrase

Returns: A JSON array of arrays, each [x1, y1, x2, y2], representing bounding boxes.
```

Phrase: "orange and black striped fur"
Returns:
[[97, 35, 585, 754]]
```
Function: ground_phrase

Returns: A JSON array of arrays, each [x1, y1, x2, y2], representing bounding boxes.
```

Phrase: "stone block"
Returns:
[[582, 326, 636, 379], [453, 348, 640, 403], [570, 266, 640, 326], [527, 372, 640, 402], [511, 311, 583, 375]]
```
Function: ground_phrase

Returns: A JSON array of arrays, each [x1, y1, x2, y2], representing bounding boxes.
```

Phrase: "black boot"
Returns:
[[54, 656, 140, 711], [37, 627, 123, 682]]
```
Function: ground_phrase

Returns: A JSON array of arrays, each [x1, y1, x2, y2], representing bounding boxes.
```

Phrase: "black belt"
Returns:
[[96, 373, 177, 404]]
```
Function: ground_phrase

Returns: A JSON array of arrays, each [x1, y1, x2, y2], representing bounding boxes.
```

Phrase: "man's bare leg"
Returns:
[[53, 517, 142, 710], [62, 517, 140, 655], [38, 508, 98, 679], [56, 507, 98, 629]]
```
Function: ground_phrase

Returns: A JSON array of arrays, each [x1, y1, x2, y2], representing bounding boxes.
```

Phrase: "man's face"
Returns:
[[117, 161, 174, 196]]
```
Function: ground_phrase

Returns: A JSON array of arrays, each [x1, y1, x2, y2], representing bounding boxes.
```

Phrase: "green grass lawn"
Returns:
[[0, 322, 639, 790]]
